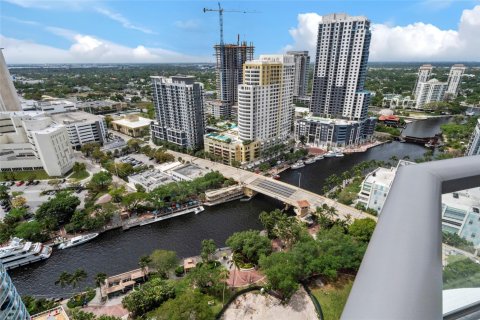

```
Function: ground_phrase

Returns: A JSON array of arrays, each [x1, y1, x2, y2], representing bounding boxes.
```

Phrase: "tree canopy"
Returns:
[[226, 230, 271, 265], [36, 191, 80, 229]]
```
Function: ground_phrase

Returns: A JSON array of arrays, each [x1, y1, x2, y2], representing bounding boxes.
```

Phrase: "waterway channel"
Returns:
[[10, 118, 445, 297]]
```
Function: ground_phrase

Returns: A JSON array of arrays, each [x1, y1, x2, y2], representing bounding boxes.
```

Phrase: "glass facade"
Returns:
[[0, 262, 30, 320]]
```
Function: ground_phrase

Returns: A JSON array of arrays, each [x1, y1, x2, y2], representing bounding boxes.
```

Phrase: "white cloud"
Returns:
[[0, 34, 210, 63], [174, 19, 201, 31], [285, 6, 480, 61], [95, 7, 156, 35], [4, 0, 90, 10]]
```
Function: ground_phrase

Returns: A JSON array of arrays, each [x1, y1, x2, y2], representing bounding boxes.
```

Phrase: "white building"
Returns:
[[0, 111, 74, 176], [446, 64, 466, 97], [466, 119, 480, 156], [286, 51, 310, 98], [51, 111, 107, 148], [382, 94, 416, 109], [357, 160, 414, 213], [151, 75, 205, 150], [0, 50, 21, 112], [37, 99, 77, 114], [413, 64, 433, 98], [415, 79, 448, 109], [310, 13, 371, 121], [238, 54, 295, 151]]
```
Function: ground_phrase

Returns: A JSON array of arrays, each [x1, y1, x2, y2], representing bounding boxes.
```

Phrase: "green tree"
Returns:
[[226, 230, 271, 265], [200, 239, 217, 263], [139, 255, 151, 280], [259, 251, 302, 301], [55, 271, 72, 288], [122, 192, 146, 211], [94, 272, 107, 299], [14, 221, 47, 242], [36, 191, 80, 228], [187, 264, 224, 295], [121, 278, 175, 317], [88, 171, 113, 192], [22, 296, 58, 315], [70, 309, 96, 320], [150, 290, 214, 320], [109, 185, 126, 203], [348, 218, 377, 242], [149, 249, 178, 278], [70, 269, 88, 288], [0, 185, 9, 201]]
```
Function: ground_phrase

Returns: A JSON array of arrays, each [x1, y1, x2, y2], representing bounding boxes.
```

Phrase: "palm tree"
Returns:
[[138, 255, 151, 280], [94, 272, 107, 300], [219, 267, 230, 306], [70, 269, 87, 289], [55, 272, 71, 288]]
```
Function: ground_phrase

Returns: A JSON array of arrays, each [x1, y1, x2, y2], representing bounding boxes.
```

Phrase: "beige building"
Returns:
[[204, 130, 260, 165], [111, 115, 151, 137]]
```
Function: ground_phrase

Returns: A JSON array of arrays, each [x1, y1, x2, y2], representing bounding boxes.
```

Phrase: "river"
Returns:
[[10, 126, 435, 297]]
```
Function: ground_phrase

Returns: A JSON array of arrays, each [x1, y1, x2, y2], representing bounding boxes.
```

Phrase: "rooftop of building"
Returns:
[[111, 115, 151, 128], [31, 306, 69, 320], [442, 187, 480, 211], [150, 75, 197, 85], [322, 13, 369, 23], [205, 130, 242, 144], [37, 99, 75, 106], [302, 115, 361, 125], [129, 169, 175, 189], [50, 111, 103, 124], [364, 166, 397, 188], [171, 163, 206, 180]]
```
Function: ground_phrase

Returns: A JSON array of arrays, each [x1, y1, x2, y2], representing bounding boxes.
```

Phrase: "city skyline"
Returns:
[[0, 0, 479, 63]]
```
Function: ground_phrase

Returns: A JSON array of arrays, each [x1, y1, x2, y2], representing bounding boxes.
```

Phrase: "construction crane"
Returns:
[[203, 2, 252, 45]]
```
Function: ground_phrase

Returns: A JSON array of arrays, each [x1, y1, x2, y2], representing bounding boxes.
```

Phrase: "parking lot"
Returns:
[[0, 180, 88, 220]]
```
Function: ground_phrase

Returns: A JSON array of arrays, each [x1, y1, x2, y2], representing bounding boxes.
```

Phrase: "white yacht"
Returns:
[[335, 152, 345, 157], [0, 238, 52, 270], [305, 158, 316, 165], [291, 160, 305, 169], [58, 233, 99, 250], [314, 155, 324, 161], [324, 151, 336, 158]]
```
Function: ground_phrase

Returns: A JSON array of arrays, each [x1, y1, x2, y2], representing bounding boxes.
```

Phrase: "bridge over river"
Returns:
[[167, 150, 370, 220]]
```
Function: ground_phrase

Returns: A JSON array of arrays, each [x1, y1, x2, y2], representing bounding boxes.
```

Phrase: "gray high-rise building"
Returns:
[[310, 13, 371, 121], [214, 41, 254, 117], [287, 51, 310, 98], [1, 261, 30, 320], [150, 75, 205, 150], [0, 49, 21, 112]]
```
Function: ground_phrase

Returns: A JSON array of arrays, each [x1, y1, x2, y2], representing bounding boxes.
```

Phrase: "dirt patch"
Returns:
[[222, 287, 317, 320]]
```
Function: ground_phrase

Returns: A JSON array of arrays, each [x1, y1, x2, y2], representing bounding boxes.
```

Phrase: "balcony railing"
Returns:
[[342, 155, 480, 320]]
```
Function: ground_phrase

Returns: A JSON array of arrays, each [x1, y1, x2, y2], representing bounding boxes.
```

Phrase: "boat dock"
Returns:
[[122, 205, 204, 230]]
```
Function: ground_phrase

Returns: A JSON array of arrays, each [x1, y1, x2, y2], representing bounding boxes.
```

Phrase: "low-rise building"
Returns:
[[382, 94, 415, 109], [442, 188, 480, 248], [169, 163, 207, 181], [77, 100, 123, 115], [128, 169, 175, 192], [111, 114, 151, 137], [0, 111, 74, 176], [51, 111, 107, 148], [204, 130, 260, 165], [37, 99, 77, 114], [466, 118, 480, 156], [294, 115, 377, 148]]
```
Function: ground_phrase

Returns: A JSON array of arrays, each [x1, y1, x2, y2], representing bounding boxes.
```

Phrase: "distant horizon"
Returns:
[[1, 1, 479, 64]]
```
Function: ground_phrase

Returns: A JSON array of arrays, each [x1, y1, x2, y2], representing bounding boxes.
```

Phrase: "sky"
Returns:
[[1, 0, 480, 63]]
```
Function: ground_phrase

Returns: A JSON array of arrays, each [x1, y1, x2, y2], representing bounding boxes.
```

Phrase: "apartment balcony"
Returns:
[[342, 155, 480, 320]]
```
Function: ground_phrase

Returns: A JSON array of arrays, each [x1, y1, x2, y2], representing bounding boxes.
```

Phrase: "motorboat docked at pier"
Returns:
[[291, 160, 305, 169], [313, 155, 324, 161], [58, 233, 99, 250], [0, 238, 52, 270], [304, 158, 316, 165]]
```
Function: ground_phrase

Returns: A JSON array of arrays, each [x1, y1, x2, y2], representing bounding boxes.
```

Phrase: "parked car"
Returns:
[[16, 181, 25, 187]]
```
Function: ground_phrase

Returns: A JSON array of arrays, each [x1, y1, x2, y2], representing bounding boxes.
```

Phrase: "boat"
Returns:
[[335, 152, 345, 157], [58, 233, 99, 250], [194, 206, 205, 214], [0, 238, 52, 270], [291, 161, 305, 169], [273, 174, 280, 180], [313, 155, 324, 161], [305, 158, 316, 164], [324, 151, 336, 158]]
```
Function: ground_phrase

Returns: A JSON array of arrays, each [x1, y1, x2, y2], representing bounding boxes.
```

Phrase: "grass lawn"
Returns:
[[311, 276, 354, 320], [446, 254, 468, 265], [68, 169, 90, 180], [0, 170, 53, 181]]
